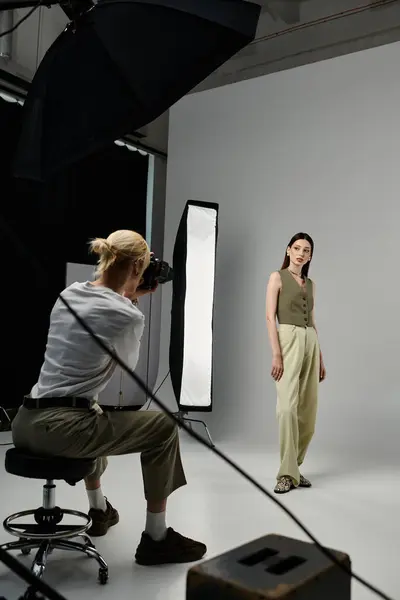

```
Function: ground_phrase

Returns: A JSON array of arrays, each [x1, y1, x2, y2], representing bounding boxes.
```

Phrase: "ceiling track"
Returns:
[[234, 21, 400, 76], [250, 0, 399, 47]]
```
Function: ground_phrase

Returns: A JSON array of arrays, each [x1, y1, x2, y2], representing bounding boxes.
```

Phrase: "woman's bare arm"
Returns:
[[266, 272, 282, 358], [311, 281, 321, 348], [312, 281, 326, 380]]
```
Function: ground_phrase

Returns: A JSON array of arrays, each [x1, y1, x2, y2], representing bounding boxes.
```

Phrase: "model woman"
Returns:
[[266, 233, 326, 494]]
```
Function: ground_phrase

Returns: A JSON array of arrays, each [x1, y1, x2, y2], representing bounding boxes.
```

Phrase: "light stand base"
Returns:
[[176, 411, 215, 448], [0, 406, 11, 426], [0, 406, 11, 433]]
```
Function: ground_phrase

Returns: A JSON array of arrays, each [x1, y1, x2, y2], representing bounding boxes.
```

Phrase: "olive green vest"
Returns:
[[277, 269, 314, 328]]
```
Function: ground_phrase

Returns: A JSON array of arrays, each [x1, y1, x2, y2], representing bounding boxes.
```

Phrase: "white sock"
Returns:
[[145, 511, 167, 541], [86, 487, 107, 512]]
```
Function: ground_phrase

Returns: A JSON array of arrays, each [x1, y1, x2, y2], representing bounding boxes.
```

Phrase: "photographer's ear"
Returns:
[[135, 255, 149, 278], [131, 259, 142, 277]]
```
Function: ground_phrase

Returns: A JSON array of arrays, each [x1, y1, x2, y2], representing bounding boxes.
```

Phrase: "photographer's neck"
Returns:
[[95, 278, 124, 295], [94, 265, 131, 296]]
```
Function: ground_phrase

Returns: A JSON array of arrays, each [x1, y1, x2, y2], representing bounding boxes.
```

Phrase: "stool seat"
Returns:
[[5, 448, 95, 483]]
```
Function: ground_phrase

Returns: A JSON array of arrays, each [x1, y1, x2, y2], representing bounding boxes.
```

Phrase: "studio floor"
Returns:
[[0, 430, 398, 600]]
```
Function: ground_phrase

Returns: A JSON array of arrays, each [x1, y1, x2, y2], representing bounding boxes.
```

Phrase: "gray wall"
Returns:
[[161, 40, 400, 457]]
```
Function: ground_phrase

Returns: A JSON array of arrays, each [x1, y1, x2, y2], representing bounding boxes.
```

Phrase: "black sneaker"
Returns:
[[87, 499, 119, 537], [135, 528, 207, 565]]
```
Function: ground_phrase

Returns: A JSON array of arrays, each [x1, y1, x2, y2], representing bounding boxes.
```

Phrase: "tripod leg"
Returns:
[[202, 422, 215, 448], [0, 406, 11, 425], [180, 416, 193, 431], [183, 418, 215, 448]]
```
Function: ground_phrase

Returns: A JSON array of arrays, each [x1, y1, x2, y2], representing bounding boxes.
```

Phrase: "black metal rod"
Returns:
[[0, 0, 58, 10], [0, 547, 67, 600]]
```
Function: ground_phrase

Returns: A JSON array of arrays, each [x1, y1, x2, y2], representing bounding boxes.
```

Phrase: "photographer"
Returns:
[[11, 229, 206, 566]]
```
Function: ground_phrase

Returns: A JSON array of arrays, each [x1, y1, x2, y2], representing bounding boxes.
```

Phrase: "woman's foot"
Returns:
[[299, 474, 312, 488], [274, 476, 294, 494]]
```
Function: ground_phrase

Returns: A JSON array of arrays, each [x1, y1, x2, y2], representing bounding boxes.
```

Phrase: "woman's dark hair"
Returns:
[[281, 232, 314, 278]]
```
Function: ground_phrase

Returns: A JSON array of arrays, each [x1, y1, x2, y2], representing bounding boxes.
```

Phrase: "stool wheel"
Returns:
[[22, 587, 38, 600], [99, 567, 109, 585], [20, 545, 31, 556]]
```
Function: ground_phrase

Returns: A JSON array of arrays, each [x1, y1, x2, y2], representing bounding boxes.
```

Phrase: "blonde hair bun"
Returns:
[[89, 230, 150, 277], [89, 238, 112, 255]]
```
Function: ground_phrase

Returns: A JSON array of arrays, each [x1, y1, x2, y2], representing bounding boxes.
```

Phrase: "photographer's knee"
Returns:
[[157, 413, 178, 441]]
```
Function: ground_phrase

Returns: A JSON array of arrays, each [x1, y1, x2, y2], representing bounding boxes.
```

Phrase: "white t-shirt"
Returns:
[[30, 281, 145, 399]]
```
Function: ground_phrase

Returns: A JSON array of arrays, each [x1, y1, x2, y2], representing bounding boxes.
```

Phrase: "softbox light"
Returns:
[[169, 201, 219, 413], [12, 0, 261, 181]]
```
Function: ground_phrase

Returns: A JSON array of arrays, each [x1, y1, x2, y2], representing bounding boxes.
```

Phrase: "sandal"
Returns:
[[274, 476, 294, 494], [299, 475, 312, 488]]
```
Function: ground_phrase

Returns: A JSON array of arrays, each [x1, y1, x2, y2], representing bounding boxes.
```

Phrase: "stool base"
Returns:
[[1, 533, 109, 584]]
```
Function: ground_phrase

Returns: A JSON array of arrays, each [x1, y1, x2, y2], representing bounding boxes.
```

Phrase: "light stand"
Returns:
[[0, 406, 11, 430], [176, 410, 214, 448], [169, 201, 219, 450], [0, 406, 11, 436]]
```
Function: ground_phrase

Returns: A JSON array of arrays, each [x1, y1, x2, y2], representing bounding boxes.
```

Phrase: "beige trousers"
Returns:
[[12, 406, 186, 503], [276, 325, 320, 486]]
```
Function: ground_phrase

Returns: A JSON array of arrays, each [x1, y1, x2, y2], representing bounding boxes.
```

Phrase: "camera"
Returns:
[[140, 255, 174, 290]]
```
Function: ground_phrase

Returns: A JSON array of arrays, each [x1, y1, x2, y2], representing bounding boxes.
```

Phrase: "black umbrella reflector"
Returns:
[[169, 201, 219, 413], [13, 0, 261, 181]]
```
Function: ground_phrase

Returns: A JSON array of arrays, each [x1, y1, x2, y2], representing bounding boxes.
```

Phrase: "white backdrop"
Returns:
[[159, 40, 400, 459]]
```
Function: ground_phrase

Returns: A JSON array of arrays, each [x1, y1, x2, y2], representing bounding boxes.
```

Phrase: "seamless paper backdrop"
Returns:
[[160, 40, 400, 459]]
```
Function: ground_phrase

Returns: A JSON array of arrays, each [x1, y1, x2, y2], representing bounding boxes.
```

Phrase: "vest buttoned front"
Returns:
[[277, 269, 314, 328]]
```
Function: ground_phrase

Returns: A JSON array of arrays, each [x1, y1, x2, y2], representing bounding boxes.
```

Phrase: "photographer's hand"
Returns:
[[134, 283, 159, 298], [123, 282, 158, 302]]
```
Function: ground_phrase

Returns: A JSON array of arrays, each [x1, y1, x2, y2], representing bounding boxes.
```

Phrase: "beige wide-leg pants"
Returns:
[[276, 325, 320, 486], [12, 406, 186, 503]]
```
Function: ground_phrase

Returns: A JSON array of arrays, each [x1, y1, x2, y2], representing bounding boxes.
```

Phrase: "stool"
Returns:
[[0, 448, 109, 585]]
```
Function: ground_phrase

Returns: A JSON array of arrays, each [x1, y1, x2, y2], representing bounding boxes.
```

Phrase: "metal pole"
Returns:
[[0, 11, 14, 61]]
